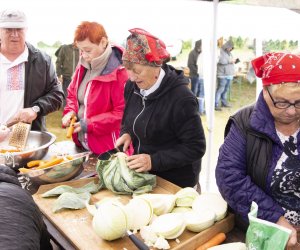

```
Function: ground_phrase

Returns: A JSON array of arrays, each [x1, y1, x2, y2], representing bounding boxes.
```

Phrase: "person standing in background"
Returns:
[[187, 40, 204, 115], [55, 43, 79, 108], [215, 40, 238, 111], [62, 21, 127, 155], [0, 9, 64, 131]]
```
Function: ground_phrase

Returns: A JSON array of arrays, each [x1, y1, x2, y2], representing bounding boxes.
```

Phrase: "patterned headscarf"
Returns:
[[251, 52, 300, 86], [122, 28, 170, 66]]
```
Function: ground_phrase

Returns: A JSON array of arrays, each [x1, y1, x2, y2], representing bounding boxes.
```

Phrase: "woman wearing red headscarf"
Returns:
[[115, 28, 206, 189], [216, 52, 300, 247], [62, 22, 128, 154]]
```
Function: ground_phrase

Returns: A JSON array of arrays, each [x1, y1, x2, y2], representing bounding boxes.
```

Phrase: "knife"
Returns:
[[126, 230, 149, 250], [97, 144, 124, 161]]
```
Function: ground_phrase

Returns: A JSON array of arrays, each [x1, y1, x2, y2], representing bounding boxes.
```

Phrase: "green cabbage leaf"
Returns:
[[96, 152, 156, 195]]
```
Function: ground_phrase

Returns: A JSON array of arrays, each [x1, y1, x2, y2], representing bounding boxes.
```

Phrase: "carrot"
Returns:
[[66, 155, 73, 160], [19, 167, 31, 174], [0, 149, 21, 153], [38, 160, 47, 166], [35, 157, 64, 170], [27, 160, 44, 168], [195, 232, 226, 250], [66, 115, 77, 138]]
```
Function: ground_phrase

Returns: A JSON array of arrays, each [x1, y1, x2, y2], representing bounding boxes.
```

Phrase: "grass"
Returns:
[[46, 109, 70, 142]]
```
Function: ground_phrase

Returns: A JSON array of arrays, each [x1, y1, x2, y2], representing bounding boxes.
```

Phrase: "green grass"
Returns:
[[46, 109, 70, 142]]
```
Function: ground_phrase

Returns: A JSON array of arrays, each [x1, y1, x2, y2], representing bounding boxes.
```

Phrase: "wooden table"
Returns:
[[30, 141, 246, 249]]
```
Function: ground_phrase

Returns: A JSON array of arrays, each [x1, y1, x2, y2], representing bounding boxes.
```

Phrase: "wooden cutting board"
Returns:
[[33, 177, 234, 250]]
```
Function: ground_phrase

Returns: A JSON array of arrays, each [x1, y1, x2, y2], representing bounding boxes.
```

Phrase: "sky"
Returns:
[[4, 0, 213, 46], [3, 0, 300, 46]]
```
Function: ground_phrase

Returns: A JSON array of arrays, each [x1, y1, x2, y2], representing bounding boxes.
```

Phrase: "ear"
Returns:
[[262, 87, 268, 99], [100, 37, 108, 49]]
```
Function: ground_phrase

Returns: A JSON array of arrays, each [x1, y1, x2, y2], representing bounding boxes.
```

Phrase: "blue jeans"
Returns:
[[191, 76, 205, 113], [215, 77, 232, 107]]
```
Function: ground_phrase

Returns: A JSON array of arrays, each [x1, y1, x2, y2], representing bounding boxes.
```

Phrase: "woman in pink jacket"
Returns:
[[62, 21, 128, 154]]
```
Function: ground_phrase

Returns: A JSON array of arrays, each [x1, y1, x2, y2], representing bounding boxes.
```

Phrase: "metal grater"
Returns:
[[8, 122, 31, 149]]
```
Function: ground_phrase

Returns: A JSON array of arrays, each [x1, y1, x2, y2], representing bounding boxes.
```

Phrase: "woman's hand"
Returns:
[[73, 122, 82, 133], [276, 216, 297, 248], [62, 111, 76, 127], [115, 133, 131, 152], [127, 154, 152, 172]]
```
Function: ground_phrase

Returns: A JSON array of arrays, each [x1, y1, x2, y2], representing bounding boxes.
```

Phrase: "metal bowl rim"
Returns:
[[0, 131, 56, 155], [21, 151, 91, 177]]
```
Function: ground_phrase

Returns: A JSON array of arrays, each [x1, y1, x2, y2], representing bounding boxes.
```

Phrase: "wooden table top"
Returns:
[[29, 141, 246, 249]]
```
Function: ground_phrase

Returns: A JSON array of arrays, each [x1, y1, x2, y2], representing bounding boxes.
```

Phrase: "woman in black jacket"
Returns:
[[116, 28, 206, 188]]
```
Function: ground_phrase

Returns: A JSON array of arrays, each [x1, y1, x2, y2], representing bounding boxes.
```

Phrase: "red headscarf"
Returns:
[[122, 28, 170, 66], [251, 52, 300, 86]]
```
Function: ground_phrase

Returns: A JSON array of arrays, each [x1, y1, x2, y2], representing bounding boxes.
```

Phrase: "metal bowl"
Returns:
[[20, 152, 90, 185], [0, 131, 56, 170]]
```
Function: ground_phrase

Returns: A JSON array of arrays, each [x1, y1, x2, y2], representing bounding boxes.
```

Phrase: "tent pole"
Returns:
[[205, 0, 219, 192], [255, 37, 263, 99]]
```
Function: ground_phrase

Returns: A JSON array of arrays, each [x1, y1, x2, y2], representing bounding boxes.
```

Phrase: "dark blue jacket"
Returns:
[[216, 92, 287, 223]]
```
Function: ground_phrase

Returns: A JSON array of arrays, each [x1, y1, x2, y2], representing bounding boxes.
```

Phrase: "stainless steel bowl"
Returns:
[[20, 152, 90, 185], [0, 131, 56, 170]]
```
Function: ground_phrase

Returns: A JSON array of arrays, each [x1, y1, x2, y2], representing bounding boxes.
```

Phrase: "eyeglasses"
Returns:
[[4, 28, 25, 34], [266, 88, 300, 109]]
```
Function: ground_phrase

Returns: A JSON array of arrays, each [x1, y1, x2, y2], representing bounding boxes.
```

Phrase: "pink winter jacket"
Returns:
[[63, 46, 128, 154]]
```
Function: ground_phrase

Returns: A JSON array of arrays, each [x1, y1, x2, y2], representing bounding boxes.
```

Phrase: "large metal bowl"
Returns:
[[20, 152, 90, 185], [0, 131, 56, 170]]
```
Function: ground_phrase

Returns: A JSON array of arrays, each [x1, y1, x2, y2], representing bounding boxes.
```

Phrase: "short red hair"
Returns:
[[74, 21, 107, 45]]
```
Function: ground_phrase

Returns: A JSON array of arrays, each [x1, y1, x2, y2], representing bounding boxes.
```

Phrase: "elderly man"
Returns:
[[0, 9, 64, 131], [216, 52, 300, 248]]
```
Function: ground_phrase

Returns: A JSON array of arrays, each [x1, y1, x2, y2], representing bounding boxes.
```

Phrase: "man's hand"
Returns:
[[0, 125, 10, 142], [127, 154, 152, 172], [12, 108, 38, 124]]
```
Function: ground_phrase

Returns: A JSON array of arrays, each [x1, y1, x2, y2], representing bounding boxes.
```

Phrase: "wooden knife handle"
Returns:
[[66, 116, 77, 138]]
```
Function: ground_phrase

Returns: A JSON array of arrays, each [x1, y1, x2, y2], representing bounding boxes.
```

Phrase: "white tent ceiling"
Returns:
[[216, 3, 300, 40]]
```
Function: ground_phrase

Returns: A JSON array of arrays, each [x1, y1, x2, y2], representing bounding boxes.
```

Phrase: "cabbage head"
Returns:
[[96, 152, 156, 195]]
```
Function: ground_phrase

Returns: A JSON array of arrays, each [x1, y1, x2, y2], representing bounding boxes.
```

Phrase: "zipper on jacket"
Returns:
[[132, 92, 146, 154]]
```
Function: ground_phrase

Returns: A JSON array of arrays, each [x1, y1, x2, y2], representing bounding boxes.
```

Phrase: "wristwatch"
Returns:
[[31, 105, 41, 114]]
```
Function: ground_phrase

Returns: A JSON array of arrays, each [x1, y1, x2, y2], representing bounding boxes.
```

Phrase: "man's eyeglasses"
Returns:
[[266, 87, 300, 109], [4, 28, 24, 34]]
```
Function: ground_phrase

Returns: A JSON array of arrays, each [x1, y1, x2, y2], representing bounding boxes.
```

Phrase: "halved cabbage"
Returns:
[[184, 210, 215, 232], [92, 201, 127, 241], [192, 193, 227, 221], [125, 197, 153, 230], [175, 187, 199, 207], [171, 206, 193, 213], [150, 213, 186, 239], [137, 193, 176, 216]]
